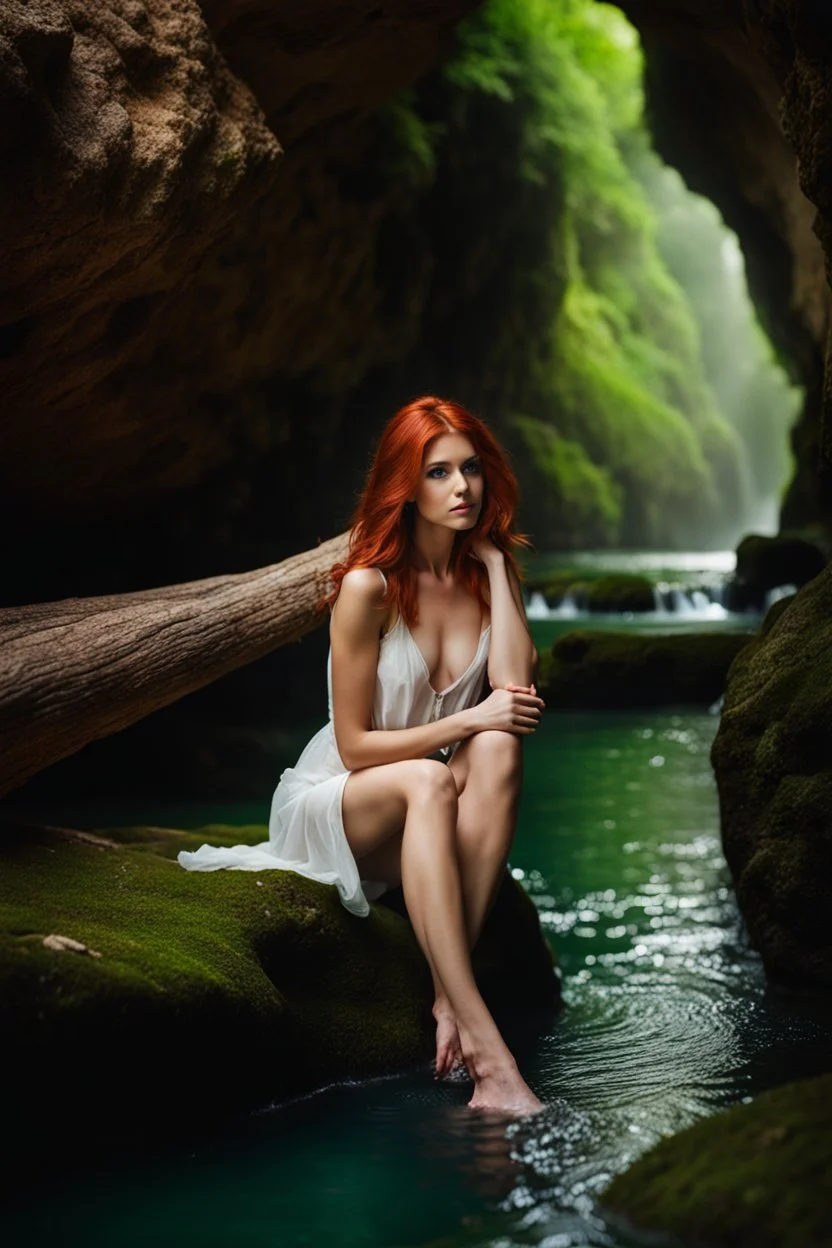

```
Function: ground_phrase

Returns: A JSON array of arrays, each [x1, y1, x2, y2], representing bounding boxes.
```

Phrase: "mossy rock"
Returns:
[[0, 818, 560, 1162], [725, 531, 827, 611], [600, 1073, 832, 1248], [711, 566, 832, 989], [538, 629, 752, 708], [585, 574, 655, 613]]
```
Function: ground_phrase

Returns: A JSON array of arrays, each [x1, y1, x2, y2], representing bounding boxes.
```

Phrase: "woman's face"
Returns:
[[411, 431, 484, 530]]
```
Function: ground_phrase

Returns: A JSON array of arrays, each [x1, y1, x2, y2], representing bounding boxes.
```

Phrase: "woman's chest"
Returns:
[[385, 589, 489, 693]]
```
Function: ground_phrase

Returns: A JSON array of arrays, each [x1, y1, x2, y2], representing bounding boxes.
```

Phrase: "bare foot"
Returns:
[[432, 1003, 466, 1080], [467, 1061, 543, 1117]]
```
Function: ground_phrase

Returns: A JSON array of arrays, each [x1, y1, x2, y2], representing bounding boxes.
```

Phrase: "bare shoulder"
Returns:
[[331, 567, 387, 638]]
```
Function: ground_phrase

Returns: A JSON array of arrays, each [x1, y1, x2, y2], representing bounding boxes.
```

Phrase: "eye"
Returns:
[[427, 460, 480, 479]]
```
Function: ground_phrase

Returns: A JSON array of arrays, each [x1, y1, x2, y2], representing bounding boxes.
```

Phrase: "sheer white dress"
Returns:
[[177, 568, 492, 917]]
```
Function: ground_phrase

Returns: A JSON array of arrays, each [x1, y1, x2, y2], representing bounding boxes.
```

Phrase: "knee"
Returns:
[[468, 730, 523, 789], [408, 758, 459, 810]]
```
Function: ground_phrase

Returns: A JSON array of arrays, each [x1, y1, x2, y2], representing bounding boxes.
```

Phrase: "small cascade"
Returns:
[[522, 551, 808, 623], [525, 572, 800, 622], [650, 583, 730, 619], [526, 581, 737, 621]]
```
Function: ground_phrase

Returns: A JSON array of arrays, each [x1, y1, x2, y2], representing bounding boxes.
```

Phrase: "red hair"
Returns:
[[317, 396, 533, 626]]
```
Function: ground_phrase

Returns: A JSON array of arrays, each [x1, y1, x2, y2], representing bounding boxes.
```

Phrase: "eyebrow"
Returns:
[[425, 454, 480, 469]]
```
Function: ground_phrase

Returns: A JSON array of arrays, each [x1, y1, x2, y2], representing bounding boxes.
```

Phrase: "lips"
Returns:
[[451, 503, 473, 512]]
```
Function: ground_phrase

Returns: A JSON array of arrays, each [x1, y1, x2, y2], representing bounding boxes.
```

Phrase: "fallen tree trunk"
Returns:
[[0, 532, 349, 798]]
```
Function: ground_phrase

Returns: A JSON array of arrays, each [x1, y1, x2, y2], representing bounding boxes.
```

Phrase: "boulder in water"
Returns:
[[711, 566, 832, 988], [725, 532, 828, 612], [600, 1072, 832, 1248], [585, 574, 655, 613], [0, 818, 561, 1164], [539, 629, 752, 708]]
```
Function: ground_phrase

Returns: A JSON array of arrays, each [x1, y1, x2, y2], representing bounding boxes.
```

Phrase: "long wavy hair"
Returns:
[[318, 396, 533, 627]]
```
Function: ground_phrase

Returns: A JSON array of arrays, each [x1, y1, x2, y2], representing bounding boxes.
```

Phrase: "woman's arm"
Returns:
[[479, 549, 538, 690], [330, 569, 480, 771]]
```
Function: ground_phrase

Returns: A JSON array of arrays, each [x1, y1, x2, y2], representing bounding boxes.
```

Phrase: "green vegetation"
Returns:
[[585, 573, 654, 612], [601, 1073, 832, 1247], [385, 0, 798, 549]]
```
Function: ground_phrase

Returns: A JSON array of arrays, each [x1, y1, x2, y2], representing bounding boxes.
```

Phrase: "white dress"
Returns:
[[177, 568, 492, 917]]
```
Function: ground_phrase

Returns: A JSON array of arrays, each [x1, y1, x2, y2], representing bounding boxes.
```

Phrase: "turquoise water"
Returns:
[[5, 697, 832, 1246]]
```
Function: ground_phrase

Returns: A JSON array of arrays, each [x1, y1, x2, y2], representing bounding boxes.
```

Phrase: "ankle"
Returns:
[[457, 1027, 517, 1082]]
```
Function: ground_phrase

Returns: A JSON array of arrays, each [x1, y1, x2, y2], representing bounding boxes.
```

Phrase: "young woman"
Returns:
[[180, 396, 546, 1115]]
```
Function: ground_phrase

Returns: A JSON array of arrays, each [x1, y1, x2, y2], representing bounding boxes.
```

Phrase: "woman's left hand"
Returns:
[[470, 535, 504, 568], [506, 681, 542, 703]]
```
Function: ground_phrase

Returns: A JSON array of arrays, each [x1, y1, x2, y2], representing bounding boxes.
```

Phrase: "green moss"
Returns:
[[0, 819, 560, 1155], [601, 1073, 832, 1248], [507, 414, 622, 548], [0, 822, 430, 1142], [538, 628, 753, 708], [585, 573, 654, 612], [710, 566, 832, 988]]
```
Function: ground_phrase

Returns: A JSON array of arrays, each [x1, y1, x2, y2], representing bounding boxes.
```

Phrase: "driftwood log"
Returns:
[[0, 532, 349, 798]]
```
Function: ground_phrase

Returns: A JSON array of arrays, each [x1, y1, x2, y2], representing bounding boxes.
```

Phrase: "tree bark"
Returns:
[[0, 532, 349, 799]]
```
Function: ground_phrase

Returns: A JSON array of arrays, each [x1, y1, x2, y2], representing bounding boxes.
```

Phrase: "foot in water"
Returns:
[[432, 1003, 466, 1080], [467, 1063, 543, 1117]]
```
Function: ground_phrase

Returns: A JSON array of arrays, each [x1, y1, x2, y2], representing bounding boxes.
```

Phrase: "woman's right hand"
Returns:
[[469, 684, 545, 735]]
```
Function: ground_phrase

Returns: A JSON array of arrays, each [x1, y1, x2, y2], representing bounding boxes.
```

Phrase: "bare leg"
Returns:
[[431, 731, 523, 1076], [398, 764, 541, 1113], [355, 830, 464, 1077], [343, 757, 541, 1114], [352, 734, 525, 1081]]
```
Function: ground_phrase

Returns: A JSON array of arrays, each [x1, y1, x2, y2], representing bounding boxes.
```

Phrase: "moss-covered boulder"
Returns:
[[585, 574, 655, 613], [538, 629, 752, 708], [600, 1073, 832, 1248], [711, 567, 832, 989], [725, 531, 828, 612], [0, 819, 560, 1159]]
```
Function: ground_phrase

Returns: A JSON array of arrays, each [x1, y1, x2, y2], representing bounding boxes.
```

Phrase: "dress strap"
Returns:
[[375, 567, 388, 591]]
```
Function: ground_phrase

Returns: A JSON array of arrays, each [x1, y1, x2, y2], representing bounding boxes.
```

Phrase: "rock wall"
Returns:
[[0, 0, 478, 607]]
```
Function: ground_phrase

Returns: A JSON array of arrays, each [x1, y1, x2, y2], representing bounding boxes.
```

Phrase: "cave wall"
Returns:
[[0, 0, 479, 605], [612, 0, 832, 531]]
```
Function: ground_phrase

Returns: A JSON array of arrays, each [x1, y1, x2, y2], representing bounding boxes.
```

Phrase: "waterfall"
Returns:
[[524, 557, 798, 623]]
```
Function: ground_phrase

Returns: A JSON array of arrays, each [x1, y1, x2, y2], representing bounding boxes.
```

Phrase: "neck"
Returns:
[[409, 520, 458, 581]]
